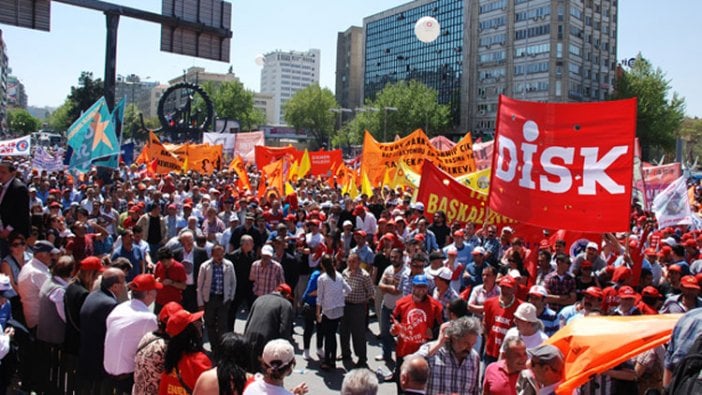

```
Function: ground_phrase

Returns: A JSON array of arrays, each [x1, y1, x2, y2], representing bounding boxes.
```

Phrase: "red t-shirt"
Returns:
[[637, 301, 658, 315], [483, 359, 519, 395], [483, 296, 522, 358], [154, 260, 187, 306], [392, 294, 443, 358], [159, 351, 211, 395]]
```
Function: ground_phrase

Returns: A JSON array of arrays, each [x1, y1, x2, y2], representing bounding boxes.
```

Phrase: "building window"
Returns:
[[479, 16, 506, 30], [555, 80, 562, 96], [570, 6, 582, 20], [514, 5, 551, 22], [479, 51, 506, 65], [479, 0, 506, 14], [568, 44, 581, 57], [515, 43, 550, 57], [515, 24, 550, 40], [557, 42, 563, 58]]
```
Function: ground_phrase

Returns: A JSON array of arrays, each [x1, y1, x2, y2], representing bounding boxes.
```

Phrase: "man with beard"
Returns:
[[390, 274, 443, 390], [414, 316, 480, 395]]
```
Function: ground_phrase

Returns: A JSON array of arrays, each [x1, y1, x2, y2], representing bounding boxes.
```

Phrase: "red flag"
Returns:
[[489, 96, 636, 233]]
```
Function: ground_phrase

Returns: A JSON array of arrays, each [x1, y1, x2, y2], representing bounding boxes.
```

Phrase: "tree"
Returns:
[[46, 100, 73, 132], [338, 80, 452, 146], [611, 54, 685, 161], [67, 72, 104, 126], [199, 81, 266, 132], [7, 108, 40, 134], [284, 84, 338, 148], [679, 117, 702, 165]]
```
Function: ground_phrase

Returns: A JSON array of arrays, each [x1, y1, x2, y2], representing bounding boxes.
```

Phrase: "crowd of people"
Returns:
[[0, 153, 699, 395]]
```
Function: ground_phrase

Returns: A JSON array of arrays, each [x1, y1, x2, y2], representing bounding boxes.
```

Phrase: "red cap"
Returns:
[[668, 264, 682, 273], [79, 256, 104, 272], [167, 203, 177, 210], [380, 232, 396, 243], [166, 309, 204, 337], [49, 189, 61, 194], [644, 248, 657, 256], [583, 286, 603, 299], [618, 285, 637, 299], [354, 230, 367, 238], [641, 286, 662, 298], [285, 214, 296, 222], [309, 219, 321, 227], [377, 218, 388, 225], [453, 229, 465, 238], [353, 205, 365, 215], [129, 274, 164, 292], [49, 201, 61, 208], [612, 266, 632, 283], [158, 302, 183, 324], [680, 275, 701, 290], [183, 203, 192, 209], [498, 276, 516, 288], [276, 283, 294, 302], [414, 233, 425, 242], [684, 239, 697, 248]]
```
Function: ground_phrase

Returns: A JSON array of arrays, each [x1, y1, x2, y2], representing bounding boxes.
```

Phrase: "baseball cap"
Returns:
[[0, 274, 12, 297], [668, 264, 682, 273], [662, 237, 677, 247], [166, 309, 204, 337], [342, 220, 353, 228], [618, 285, 637, 299], [354, 230, 367, 238], [453, 229, 465, 238], [514, 303, 539, 323], [641, 286, 662, 298], [684, 239, 697, 248], [498, 276, 516, 288], [261, 245, 274, 257], [502, 226, 514, 234], [644, 248, 657, 256], [412, 274, 430, 287], [433, 267, 453, 281], [262, 339, 295, 367], [472, 246, 486, 255], [508, 269, 522, 279], [583, 286, 603, 299], [446, 247, 458, 257], [79, 256, 104, 272], [413, 202, 425, 211], [612, 266, 632, 283], [158, 302, 183, 325], [276, 283, 294, 302], [586, 241, 599, 250], [353, 205, 365, 215], [33, 240, 59, 255], [528, 285, 548, 297], [680, 275, 701, 290], [394, 216, 406, 224], [528, 344, 564, 371], [129, 274, 164, 292]]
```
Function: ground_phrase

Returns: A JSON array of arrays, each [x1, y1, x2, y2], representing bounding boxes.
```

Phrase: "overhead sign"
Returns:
[[161, 0, 232, 62], [0, 0, 50, 31]]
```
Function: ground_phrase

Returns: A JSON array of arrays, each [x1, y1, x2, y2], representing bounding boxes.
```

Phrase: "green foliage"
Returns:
[[122, 103, 141, 140], [284, 84, 338, 148], [46, 72, 104, 133], [46, 100, 73, 132], [611, 54, 685, 160], [199, 81, 265, 131], [338, 80, 452, 145], [7, 108, 40, 134]]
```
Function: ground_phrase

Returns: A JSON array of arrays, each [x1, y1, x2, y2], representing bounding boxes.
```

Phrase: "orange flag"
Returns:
[[229, 154, 251, 191], [261, 157, 285, 197]]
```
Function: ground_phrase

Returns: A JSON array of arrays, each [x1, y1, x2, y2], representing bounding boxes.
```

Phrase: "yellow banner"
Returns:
[[360, 129, 476, 186]]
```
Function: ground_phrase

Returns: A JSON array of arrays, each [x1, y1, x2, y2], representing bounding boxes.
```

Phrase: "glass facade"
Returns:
[[364, 0, 464, 125]]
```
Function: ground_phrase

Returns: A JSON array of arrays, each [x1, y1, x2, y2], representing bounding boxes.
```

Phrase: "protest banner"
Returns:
[[255, 146, 342, 176], [136, 131, 184, 174], [203, 131, 264, 162], [652, 176, 692, 228], [472, 140, 494, 170], [489, 96, 636, 233], [32, 147, 64, 171], [643, 162, 682, 207], [360, 129, 476, 186], [0, 135, 31, 156], [186, 144, 223, 175]]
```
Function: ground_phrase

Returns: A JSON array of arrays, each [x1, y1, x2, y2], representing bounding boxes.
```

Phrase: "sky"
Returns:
[[1, 0, 700, 117]]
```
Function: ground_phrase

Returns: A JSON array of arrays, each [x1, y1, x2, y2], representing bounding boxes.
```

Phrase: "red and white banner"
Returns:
[[652, 176, 692, 228], [473, 140, 494, 170], [203, 131, 264, 163], [255, 146, 343, 176], [489, 96, 636, 233], [643, 163, 682, 208], [0, 135, 31, 156]]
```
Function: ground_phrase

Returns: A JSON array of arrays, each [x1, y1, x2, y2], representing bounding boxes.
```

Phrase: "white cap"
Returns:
[[435, 267, 453, 281], [508, 269, 522, 279], [261, 245, 274, 257], [528, 285, 548, 297], [514, 302, 539, 323], [586, 241, 599, 250], [502, 226, 513, 234], [662, 237, 677, 247], [0, 274, 11, 292], [262, 339, 295, 366], [472, 246, 486, 255], [413, 202, 425, 211], [343, 220, 353, 228]]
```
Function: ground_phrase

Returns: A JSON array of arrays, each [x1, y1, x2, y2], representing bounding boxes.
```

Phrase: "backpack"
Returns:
[[667, 333, 702, 395]]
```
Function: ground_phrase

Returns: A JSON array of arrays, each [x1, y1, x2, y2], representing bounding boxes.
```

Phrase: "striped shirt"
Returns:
[[211, 263, 224, 295], [342, 268, 374, 304], [416, 341, 481, 395], [249, 259, 285, 297]]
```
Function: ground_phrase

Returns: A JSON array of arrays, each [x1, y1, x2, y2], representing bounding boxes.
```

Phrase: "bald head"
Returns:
[[400, 355, 429, 391], [101, 268, 125, 292]]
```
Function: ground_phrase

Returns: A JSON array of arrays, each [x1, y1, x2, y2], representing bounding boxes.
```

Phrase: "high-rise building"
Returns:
[[253, 92, 276, 125], [0, 29, 9, 131], [115, 74, 159, 116], [335, 26, 364, 114], [260, 49, 321, 124], [6, 75, 27, 109], [360, 0, 618, 135]]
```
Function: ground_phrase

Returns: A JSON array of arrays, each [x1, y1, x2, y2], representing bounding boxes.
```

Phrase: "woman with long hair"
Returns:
[[159, 309, 212, 395], [0, 232, 29, 323], [315, 255, 351, 370], [193, 332, 251, 395], [133, 302, 181, 394]]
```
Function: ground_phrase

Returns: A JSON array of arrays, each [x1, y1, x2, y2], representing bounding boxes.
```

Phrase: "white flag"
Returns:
[[652, 176, 692, 227]]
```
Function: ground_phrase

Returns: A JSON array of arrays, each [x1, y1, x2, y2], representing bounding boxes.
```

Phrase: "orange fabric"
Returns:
[[229, 155, 251, 191], [546, 314, 682, 395]]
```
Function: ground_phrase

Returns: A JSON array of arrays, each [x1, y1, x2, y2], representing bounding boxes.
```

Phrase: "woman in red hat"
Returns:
[[159, 309, 211, 395]]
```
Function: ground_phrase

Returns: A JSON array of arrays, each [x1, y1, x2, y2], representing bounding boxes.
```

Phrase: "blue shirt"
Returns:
[[665, 307, 702, 370], [302, 270, 322, 306], [211, 263, 224, 295], [111, 246, 144, 282], [538, 306, 560, 337], [0, 300, 11, 328]]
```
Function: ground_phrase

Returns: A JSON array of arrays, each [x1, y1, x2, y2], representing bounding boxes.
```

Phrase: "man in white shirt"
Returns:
[[354, 205, 378, 240], [17, 240, 57, 329], [103, 274, 161, 393]]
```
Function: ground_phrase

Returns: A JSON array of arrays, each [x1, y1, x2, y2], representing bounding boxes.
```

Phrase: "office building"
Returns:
[[253, 92, 276, 125], [6, 75, 27, 109], [115, 74, 159, 116], [335, 26, 364, 115], [260, 49, 321, 124], [361, 0, 618, 135]]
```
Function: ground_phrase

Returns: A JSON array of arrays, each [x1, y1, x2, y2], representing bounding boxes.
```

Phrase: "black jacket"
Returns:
[[78, 288, 117, 379], [0, 177, 30, 237]]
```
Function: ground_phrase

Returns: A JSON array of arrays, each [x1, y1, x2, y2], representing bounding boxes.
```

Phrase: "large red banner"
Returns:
[[489, 96, 636, 233]]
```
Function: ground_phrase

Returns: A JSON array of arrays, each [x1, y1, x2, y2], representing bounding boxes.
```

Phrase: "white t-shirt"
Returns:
[[242, 374, 293, 395]]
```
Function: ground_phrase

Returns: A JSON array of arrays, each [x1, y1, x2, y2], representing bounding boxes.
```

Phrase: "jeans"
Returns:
[[380, 305, 395, 360], [302, 303, 322, 351], [320, 315, 341, 365]]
